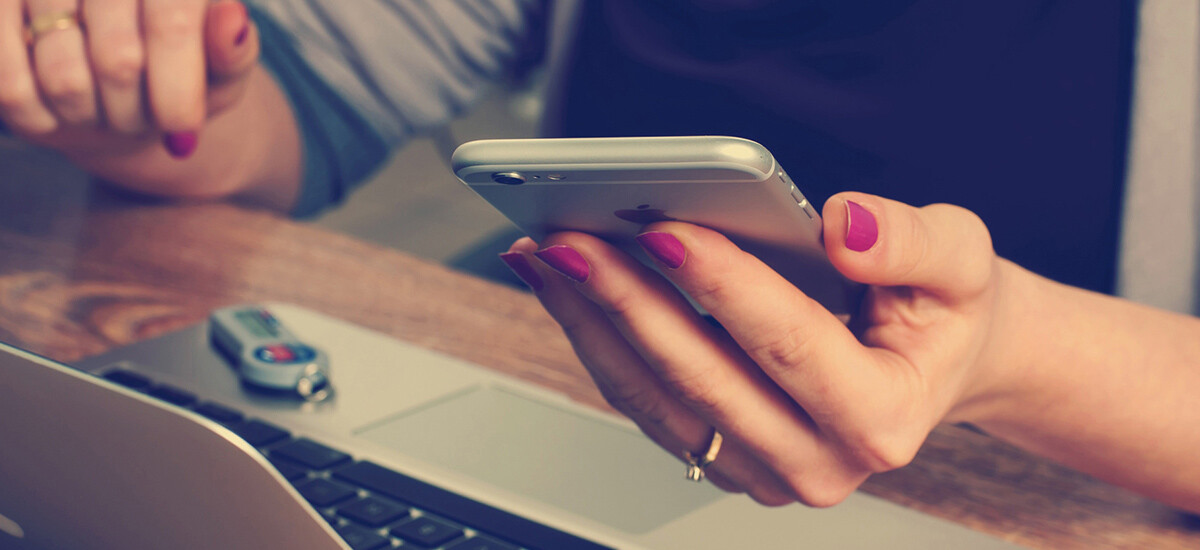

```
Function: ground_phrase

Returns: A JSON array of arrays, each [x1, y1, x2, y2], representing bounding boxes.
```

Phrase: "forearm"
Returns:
[[966, 260, 1200, 512], [60, 67, 301, 211]]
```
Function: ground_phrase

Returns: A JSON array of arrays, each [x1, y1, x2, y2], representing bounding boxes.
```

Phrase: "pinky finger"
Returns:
[[0, 0, 57, 134]]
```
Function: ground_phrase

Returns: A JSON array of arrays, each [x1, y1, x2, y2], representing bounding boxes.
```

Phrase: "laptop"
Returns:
[[0, 303, 1022, 549]]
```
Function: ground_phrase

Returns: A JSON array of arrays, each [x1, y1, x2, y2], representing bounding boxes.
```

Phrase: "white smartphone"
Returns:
[[452, 136, 859, 317]]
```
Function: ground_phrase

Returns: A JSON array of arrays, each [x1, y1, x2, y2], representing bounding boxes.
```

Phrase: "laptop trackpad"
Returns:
[[355, 385, 725, 534]]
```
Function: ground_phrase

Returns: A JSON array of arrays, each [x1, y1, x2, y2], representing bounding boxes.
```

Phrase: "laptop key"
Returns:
[[335, 524, 392, 550], [231, 419, 290, 447], [319, 507, 341, 525], [391, 516, 464, 548], [445, 537, 520, 550], [193, 402, 245, 424], [296, 478, 358, 507], [271, 438, 351, 470], [268, 457, 310, 482], [333, 461, 611, 550], [338, 496, 410, 528], [147, 384, 198, 408], [101, 369, 152, 391]]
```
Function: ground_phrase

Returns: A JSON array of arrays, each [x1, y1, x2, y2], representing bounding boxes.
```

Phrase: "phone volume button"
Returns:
[[792, 194, 814, 219]]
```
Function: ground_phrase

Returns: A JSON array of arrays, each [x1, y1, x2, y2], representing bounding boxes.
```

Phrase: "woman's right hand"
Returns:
[[504, 193, 1015, 507], [508, 188, 1200, 514], [0, 0, 259, 159]]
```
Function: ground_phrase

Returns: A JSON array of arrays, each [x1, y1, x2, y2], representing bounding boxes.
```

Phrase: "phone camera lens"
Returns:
[[492, 172, 526, 185]]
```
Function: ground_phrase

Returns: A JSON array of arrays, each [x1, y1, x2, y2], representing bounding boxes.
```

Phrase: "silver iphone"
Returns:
[[452, 136, 859, 317]]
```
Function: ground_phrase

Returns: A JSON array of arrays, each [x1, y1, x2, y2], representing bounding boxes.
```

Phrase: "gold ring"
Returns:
[[27, 10, 80, 42], [683, 429, 723, 482]]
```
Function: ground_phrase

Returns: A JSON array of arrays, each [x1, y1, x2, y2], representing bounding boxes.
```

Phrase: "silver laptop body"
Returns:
[[0, 303, 1021, 549]]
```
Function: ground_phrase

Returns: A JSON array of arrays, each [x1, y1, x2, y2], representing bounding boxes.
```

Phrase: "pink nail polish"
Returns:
[[636, 232, 686, 269], [845, 200, 878, 252], [163, 132, 198, 159], [233, 1, 251, 46], [499, 252, 544, 291], [234, 24, 250, 46], [534, 246, 590, 283]]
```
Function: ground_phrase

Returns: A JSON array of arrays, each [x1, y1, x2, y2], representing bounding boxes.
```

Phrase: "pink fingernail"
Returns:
[[233, 1, 251, 46], [499, 252, 544, 291], [636, 232, 686, 269], [164, 132, 198, 159], [845, 200, 878, 252], [534, 246, 590, 283], [234, 24, 250, 46]]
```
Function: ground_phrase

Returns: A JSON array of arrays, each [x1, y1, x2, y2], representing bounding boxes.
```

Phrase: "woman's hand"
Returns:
[[501, 192, 1024, 506], [1, 0, 259, 159]]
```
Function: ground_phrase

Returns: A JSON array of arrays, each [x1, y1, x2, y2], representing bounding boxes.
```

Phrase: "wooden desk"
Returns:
[[0, 164, 1196, 549]]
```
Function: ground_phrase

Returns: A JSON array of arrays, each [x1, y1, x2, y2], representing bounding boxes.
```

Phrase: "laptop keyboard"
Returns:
[[99, 368, 610, 550]]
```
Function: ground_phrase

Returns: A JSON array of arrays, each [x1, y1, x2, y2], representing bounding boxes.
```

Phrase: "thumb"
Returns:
[[822, 192, 996, 301], [205, 0, 259, 85]]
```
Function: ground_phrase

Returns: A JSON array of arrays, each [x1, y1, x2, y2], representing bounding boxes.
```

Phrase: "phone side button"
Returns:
[[791, 194, 815, 219]]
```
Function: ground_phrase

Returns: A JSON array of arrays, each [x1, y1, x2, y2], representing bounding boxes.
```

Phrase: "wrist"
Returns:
[[943, 257, 1052, 427]]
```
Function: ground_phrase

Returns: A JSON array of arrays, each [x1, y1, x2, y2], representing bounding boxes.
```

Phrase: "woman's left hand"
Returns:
[[4, 0, 259, 159], [501, 191, 1023, 506]]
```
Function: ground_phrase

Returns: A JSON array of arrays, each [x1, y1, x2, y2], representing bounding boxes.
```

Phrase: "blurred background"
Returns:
[[312, 83, 541, 266]]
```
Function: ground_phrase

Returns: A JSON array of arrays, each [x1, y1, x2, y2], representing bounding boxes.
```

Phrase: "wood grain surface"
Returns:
[[0, 175, 1196, 549]]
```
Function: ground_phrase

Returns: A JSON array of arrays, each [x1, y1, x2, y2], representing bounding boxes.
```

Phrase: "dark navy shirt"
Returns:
[[555, 0, 1136, 293]]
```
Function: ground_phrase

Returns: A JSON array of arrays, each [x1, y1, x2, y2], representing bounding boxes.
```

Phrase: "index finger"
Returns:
[[142, 0, 206, 132]]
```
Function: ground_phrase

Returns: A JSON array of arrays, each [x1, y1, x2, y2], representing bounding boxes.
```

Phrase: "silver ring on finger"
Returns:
[[683, 429, 723, 482]]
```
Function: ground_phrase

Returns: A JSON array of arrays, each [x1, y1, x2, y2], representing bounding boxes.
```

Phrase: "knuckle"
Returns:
[[668, 370, 724, 416], [93, 38, 145, 89], [944, 203, 988, 237], [928, 203, 995, 290], [602, 383, 669, 427], [0, 76, 38, 111], [682, 271, 735, 308], [19, 118, 59, 136], [846, 430, 920, 473], [956, 207, 995, 274], [39, 67, 92, 103], [596, 284, 640, 320], [704, 472, 746, 495], [0, 106, 58, 136], [556, 317, 590, 344], [743, 324, 815, 375], [931, 203, 993, 251], [893, 207, 932, 281], [674, 245, 745, 308], [683, 279, 723, 305], [746, 487, 796, 508], [783, 477, 853, 509]]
